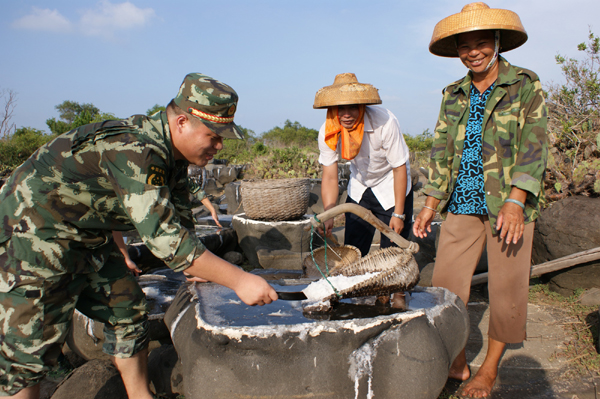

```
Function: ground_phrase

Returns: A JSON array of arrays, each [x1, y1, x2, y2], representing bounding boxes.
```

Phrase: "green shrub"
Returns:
[[0, 127, 52, 168]]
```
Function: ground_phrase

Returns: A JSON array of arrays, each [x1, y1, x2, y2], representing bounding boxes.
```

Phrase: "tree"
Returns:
[[55, 101, 100, 124], [146, 104, 165, 116], [0, 88, 17, 139], [545, 29, 600, 199], [261, 120, 318, 148], [46, 101, 107, 135], [218, 126, 259, 164], [403, 128, 434, 153]]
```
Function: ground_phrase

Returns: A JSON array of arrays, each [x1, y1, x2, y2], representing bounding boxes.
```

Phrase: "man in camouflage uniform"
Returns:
[[0, 73, 277, 398], [413, 3, 548, 398]]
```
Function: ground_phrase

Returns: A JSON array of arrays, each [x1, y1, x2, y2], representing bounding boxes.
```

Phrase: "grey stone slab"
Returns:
[[465, 303, 569, 372]]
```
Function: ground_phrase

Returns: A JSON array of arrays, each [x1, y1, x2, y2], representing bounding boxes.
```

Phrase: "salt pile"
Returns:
[[302, 272, 380, 301]]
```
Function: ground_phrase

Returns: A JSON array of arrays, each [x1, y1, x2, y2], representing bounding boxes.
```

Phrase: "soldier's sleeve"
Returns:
[[423, 92, 453, 201], [187, 178, 207, 202], [511, 77, 548, 196], [170, 168, 196, 229], [101, 148, 204, 272]]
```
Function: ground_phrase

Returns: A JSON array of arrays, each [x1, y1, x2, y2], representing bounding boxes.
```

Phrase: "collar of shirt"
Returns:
[[157, 111, 177, 171]]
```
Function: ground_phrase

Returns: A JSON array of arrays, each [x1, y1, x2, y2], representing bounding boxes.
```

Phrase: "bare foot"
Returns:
[[460, 367, 497, 398], [449, 362, 470, 381], [448, 349, 470, 381]]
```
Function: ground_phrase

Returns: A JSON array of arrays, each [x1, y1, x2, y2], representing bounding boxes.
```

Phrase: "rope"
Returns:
[[309, 216, 340, 298]]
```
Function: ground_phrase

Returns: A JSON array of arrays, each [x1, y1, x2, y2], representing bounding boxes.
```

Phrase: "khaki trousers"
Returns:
[[432, 213, 534, 343]]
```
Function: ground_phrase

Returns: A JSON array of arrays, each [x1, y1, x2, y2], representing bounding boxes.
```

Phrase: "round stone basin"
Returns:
[[164, 282, 469, 399]]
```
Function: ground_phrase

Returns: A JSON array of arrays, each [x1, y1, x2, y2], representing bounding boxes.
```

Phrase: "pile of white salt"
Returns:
[[302, 272, 381, 301]]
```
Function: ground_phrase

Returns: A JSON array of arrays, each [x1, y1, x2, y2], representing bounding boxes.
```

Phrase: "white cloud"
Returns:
[[79, 1, 156, 38], [11, 2, 155, 39], [12, 7, 73, 33]]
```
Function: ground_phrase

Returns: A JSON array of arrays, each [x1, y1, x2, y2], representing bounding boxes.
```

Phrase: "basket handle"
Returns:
[[305, 203, 419, 253]]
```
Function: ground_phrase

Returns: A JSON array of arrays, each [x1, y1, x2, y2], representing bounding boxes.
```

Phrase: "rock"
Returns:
[[532, 196, 600, 295], [232, 214, 321, 267], [418, 262, 435, 287], [197, 227, 239, 257], [532, 196, 600, 264], [202, 178, 223, 196], [222, 250, 244, 265], [50, 359, 127, 399], [580, 288, 600, 306], [307, 179, 349, 215], [148, 344, 184, 398], [65, 310, 110, 361], [546, 263, 600, 297], [224, 181, 244, 215], [164, 284, 469, 399], [208, 164, 242, 186]]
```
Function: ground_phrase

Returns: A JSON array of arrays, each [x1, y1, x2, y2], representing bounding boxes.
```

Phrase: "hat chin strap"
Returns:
[[482, 30, 500, 72]]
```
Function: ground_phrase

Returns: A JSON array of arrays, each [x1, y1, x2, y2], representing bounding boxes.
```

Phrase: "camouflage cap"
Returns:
[[173, 73, 243, 139]]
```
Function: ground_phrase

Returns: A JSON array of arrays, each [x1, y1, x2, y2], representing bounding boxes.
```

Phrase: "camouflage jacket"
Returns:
[[424, 57, 548, 231], [0, 112, 204, 289]]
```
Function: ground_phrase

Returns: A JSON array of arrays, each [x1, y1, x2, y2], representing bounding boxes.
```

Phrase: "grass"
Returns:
[[528, 281, 600, 377]]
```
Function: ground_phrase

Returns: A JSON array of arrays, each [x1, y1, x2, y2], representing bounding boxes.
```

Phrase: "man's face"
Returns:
[[338, 105, 360, 129], [173, 118, 223, 166]]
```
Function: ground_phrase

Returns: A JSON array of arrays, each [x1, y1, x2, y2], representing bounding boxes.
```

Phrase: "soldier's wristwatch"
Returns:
[[392, 212, 405, 220]]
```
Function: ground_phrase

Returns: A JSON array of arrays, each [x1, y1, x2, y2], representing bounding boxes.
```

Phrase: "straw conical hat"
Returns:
[[429, 2, 527, 58], [313, 73, 382, 109]]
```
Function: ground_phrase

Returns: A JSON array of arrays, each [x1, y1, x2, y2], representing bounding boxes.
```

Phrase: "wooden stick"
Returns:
[[471, 247, 600, 286], [305, 203, 419, 253]]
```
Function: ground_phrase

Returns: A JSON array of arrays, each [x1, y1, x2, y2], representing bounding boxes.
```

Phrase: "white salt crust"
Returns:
[[302, 272, 381, 301]]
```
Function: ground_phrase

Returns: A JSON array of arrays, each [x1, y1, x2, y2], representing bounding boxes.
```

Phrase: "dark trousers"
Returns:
[[344, 188, 413, 256]]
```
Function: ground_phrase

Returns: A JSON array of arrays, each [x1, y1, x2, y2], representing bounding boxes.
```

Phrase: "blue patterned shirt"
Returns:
[[447, 83, 495, 215]]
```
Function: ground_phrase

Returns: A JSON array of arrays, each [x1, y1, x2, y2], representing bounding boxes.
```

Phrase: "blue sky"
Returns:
[[1, 0, 599, 138]]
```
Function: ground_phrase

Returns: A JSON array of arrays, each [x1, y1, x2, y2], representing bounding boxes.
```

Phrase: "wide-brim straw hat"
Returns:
[[429, 2, 527, 58], [313, 73, 382, 109]]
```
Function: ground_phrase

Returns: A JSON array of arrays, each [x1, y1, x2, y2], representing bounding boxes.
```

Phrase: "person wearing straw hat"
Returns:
[[314, 73, 412, 257], [0, 73, 277, 399], [413, 3, 548, 397]]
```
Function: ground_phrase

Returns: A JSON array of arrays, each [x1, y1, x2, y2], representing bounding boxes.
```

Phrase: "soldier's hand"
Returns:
[[210, 210, 223, 228], [233, 273, 278, 306], [125, 259, 142, 276], [184, 271, 209, 283]]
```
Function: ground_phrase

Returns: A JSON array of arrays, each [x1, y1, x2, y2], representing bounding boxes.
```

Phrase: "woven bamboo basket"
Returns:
[[302, 245, 361, 278], [324, 247, 420, 301], [241, 178, 311, 221]]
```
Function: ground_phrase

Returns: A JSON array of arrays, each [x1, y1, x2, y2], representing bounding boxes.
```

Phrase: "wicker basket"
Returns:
[[241, 178, 310, 221], [302, 245, 361, 278], [324, 247, 420, 301]]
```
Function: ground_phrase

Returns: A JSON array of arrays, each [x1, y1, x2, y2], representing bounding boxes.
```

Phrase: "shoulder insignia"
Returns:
[[147, 164, 166, 186]]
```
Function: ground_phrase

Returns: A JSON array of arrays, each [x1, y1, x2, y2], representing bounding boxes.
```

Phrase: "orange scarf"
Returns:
[[324, 105, 366, 160]]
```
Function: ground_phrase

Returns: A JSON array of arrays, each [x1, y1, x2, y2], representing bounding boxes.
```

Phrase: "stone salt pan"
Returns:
[[302, 272, 381, 301]]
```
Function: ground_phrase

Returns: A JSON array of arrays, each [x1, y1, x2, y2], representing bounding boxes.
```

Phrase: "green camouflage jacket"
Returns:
[[0, 112, 204, 290], [424, 56, 548, 231]]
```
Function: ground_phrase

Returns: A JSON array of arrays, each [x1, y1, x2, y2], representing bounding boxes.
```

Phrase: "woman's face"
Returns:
[[456, 30, 496, 75]]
